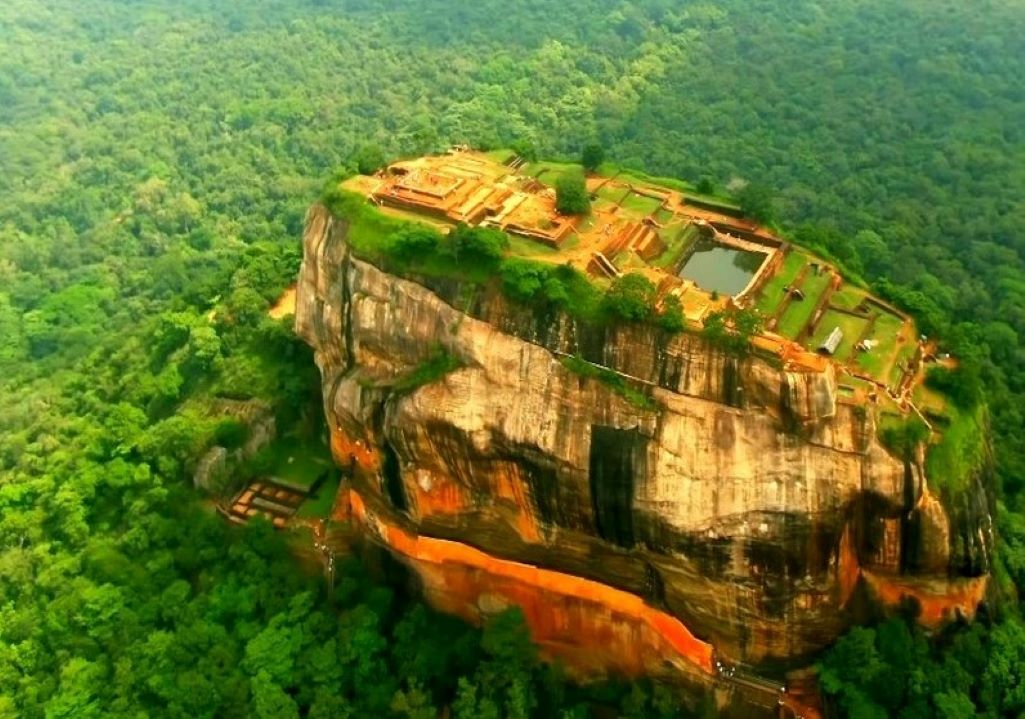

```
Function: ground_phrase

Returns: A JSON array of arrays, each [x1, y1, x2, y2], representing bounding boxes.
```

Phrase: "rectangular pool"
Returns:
[[678, 237, 768, 297]]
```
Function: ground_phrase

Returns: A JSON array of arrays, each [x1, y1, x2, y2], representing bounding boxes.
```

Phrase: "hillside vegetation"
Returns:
[[2, 1, 1025, 717]]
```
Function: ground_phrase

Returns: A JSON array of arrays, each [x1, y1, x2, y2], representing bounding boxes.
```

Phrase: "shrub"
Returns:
[[926, 363, 982, 409], [560, 355, 655, 411], [581, 142, 605, 172], [657, 294, 686, 333], [393, 346, 463, 395], [879, 415, 930, 460], [555, 171, 590, 215], [214, 417, 248, 449], [500, 258, 569, 308], [447, 223, 508, 265], [389, 225, 441, 260], [603, 273, 656, 322], [703, 307, 763, 355], [354, 144, 386, 175]]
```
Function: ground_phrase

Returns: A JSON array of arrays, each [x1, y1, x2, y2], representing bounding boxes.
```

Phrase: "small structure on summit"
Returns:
[[368, 152, 576, 247], [818, 326, 843, 355]]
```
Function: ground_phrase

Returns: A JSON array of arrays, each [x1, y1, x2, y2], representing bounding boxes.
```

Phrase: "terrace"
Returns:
[[222, 436, 337, 527], [340, 148, 937, 410]]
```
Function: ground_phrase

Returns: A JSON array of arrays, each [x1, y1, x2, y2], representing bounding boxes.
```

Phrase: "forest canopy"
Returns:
[[2, 0, 1025, 717]]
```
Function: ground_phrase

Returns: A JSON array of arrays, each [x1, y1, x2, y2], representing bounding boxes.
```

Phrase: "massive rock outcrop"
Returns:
[[295, 204, 993, 676]]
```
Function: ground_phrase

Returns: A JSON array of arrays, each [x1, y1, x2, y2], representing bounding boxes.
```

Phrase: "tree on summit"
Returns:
[[604, 273, 656, 322], [581, 142, 605, 172], [555, 171, 590, 215], [355, 144, 386, 175]]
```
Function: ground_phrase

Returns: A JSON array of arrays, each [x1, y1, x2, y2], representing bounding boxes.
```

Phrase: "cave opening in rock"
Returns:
[[381, 441, 409, 512], [525, 462, 560, 527], [589, 425, 646, 548]]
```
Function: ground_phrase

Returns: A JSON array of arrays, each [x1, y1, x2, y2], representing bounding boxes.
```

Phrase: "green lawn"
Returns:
[[652, 223, 699, 269], [837, 375, 875, 397], [613, 168, 742, 212], [613, 250, 647, 272], [265, 436, 334, 488], [808, 309, 870, 361], [853, 311, 904, 380], [654, 207, 675, 225], [775, 269, 832, 339], [485, 148, 516, 164], [925, 404, 985, 497], [754, 251, 806, 315], [619, 191, 663, 216], [889, 341, 917, 387], [522, 160, 581, 180], [615, 168, 692, 195], [561, 235, 581, 251], [597, 184, 630, 204], [830, 283, 868, 312], [914, 383, 948, 417], [296, 474, 341, 519], [507, 233, 559, 256]]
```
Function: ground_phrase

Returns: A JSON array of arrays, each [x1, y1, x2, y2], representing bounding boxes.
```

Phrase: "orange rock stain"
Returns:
[[839, 526, 988, 626], [347, 489, 714, 676], [329, 426, 379, 472], [411, 475, 469, 516], [862, 570, 988, 627]]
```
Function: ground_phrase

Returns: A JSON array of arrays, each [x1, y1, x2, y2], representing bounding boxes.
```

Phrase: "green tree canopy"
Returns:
[[555, 171, 590, 215], [581, 142, 605, 172], [604, 273, 656, 322]]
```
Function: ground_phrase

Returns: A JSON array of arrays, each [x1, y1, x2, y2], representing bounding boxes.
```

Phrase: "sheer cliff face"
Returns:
[[296, 204, 992, 670]]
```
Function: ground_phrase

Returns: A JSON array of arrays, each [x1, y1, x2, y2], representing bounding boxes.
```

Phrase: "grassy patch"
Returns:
[[523, 160, 581, 180], [754, 251, 806, 315], [925, 404, 986, 497], [375, 204, 453, 232], [613, 168, 744, 211], [575, 213, 599, 233], [877, 412, 929, 459], [619, 191, 663, 216], [612, 250, 647, 273], [776, 269, 832, 338], [830, 283, 868, 312], [612, 167, 741, 212], [296, 473, 341, 519], [485, 148, 515, 164], [888, 340, 917, 387], [321, 188, 495, 286], [507, 233, 559, 256], [254, 435, 334, 488], [614, 168, 692, 195], [393, 347, 463, 394], [654, 207, 675, 224], [809, 309, 869, 361], [560, 355, 656, 411], [652, 223, 699, 269], [597, 184, 630, 204], [853, 311, 904, 380], [322, 187, 406, 260], [914, 383, 948, 418]]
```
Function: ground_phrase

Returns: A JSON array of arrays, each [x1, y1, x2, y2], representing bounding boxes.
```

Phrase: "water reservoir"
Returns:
[[678, 237, 767, 297]]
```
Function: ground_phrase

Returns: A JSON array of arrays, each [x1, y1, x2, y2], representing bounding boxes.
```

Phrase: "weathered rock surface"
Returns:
[[296, 204, 993, 671]]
